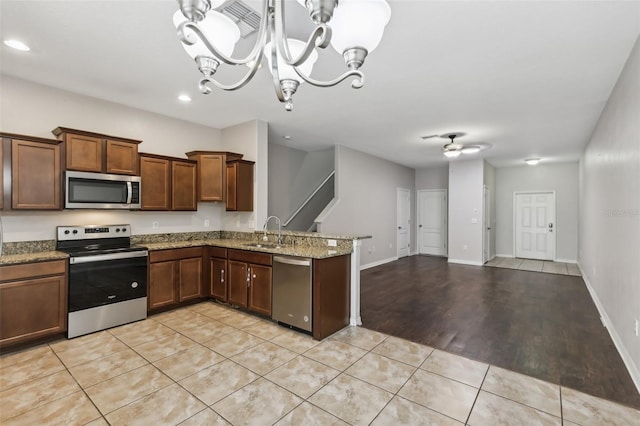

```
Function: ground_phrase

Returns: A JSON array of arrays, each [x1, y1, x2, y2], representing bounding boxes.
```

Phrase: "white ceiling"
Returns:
[[1, 0, 638, 168]]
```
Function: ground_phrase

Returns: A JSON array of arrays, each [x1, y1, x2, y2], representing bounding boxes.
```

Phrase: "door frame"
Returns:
[[512, 190, 556, 260], [483, 185, 491, 263], [397, 187, 411, 258], [416, 189, 448, 257]]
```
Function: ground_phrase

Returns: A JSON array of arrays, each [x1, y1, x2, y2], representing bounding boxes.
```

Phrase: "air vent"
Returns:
[[219, 0, 261, 38]]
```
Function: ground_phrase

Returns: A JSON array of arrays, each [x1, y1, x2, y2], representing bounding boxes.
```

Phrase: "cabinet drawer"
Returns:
[[149, 247, 203, 263], [228, 249, 272, 266], [208, 246, 227, 258], [0, 260, 67, 282]]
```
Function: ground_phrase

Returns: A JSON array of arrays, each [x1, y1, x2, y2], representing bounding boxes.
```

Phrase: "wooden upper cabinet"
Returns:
[[64, 133, 103, 172], [139, 154, 171, 211], [139, 153, 196, 211], [106, 139, 139, 175], [226, 159, 254, 212], [172, 160, 197, 211], [11, 138, 62, 210], [186, 151, 243, 202], [52, 127, 141, 175]]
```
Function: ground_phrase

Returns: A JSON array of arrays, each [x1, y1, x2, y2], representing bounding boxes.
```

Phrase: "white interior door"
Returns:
[[397, 188, 410, 258], [418, 190, 447, 256], [483, 186, 491, 263], [514, 192, 555, 260]]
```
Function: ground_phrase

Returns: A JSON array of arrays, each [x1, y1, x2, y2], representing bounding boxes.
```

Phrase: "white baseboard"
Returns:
[[496, 253, 514, 258], [447, 258, 484, 266], [360, 256, 398, 270], [556, 258, 577, 264], [578, 262, 640, 395]]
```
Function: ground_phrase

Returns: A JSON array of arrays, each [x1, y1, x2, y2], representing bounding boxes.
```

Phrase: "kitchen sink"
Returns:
[[243, 243, 283, 249]]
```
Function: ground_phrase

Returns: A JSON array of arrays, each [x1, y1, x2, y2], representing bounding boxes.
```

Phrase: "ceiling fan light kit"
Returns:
[[174, 0, 391, 111]]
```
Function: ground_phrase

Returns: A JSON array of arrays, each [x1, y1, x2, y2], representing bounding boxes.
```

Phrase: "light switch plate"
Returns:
[[328, 239, 337, 247]]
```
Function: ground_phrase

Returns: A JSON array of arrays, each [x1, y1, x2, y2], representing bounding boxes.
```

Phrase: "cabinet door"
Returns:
[[225, 163, 237, 211], [227, 260, 248, 308], [106, 140, 138, 175], [140, 156, 170, 210], [248, 264, 272, 316], [179, 257, 202, 302], [65, 133, 103, 172], [210, 257, 228, 301], [172, 160, 197, 211], [149, 261, 177, 309], [226, 161, 253, 212], [199, 154, 224, 202], [0, 275, 67, 346], [11, 139, 61, 210]]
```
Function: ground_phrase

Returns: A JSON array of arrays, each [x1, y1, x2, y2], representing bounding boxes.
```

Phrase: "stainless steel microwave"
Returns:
[[65, 171, 141, 209]]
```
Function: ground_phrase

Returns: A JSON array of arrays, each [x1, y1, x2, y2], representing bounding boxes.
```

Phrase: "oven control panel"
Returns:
[[57, 224, 132, 241]]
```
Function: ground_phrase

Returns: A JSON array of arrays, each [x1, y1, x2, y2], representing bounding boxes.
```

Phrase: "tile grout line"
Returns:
[[463, 362, 491, 425]]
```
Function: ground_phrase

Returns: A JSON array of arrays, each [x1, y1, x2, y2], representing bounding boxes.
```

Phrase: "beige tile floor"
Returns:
[[485, 257, 582, 276], [1, 302, 638, 425]]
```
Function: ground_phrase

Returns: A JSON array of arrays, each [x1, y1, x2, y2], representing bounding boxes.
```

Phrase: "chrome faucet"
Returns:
[[263, 216, 283, 245]]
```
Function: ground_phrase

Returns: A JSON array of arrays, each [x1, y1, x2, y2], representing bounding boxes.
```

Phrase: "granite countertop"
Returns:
[[0, 251, 69, 266], [142, 238, 352, 259], [0, 237, 352, 266]]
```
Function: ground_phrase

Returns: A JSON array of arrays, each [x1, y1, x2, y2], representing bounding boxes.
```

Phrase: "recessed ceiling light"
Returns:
[[4, 39, 30, 52], [525, 158, 540, 165], [177, 94, 191, 102], [283, 135, 292, 140]]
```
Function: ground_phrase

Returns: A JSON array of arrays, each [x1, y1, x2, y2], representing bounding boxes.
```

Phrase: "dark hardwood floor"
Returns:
[[360, 255, 640, 410]]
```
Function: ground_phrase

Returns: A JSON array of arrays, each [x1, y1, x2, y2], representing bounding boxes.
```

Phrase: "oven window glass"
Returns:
[[68, 178, 128, 204], [68, 256, 147, 312]]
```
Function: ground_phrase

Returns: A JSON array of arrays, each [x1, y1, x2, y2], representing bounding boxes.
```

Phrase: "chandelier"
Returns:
[[174, 0, 391, 111]]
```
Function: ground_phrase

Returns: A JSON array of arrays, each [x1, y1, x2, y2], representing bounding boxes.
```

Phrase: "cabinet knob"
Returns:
[[252, 274, 256, 278]]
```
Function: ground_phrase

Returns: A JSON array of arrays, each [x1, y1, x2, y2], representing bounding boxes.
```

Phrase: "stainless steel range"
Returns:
[[56, 224, 148, 338]]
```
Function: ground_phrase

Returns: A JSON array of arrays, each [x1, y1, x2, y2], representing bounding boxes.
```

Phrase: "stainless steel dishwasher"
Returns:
[[272, 255, 312, 332]]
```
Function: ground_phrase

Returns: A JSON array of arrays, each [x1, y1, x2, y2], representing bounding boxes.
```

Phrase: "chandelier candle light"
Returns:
[[174, 0, 391, 110]]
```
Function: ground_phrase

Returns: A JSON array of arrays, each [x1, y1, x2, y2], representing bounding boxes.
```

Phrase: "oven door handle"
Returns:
[[69, 250, 149, 264]]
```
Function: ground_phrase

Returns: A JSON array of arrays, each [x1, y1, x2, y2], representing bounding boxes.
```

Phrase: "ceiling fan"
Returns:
[[442, 134, 481, 158]]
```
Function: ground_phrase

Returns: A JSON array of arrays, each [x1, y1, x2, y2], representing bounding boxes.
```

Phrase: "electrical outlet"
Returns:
[[389, 243, 392, 249], [635, 319, 639, 337], [152, 221, 159, 229], [327, 239, 337, 247], [204, 219, 210, 227]]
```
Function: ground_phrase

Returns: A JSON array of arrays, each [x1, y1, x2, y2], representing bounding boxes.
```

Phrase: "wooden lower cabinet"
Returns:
[[148, 248, 203, 311], [0, 260, 67, 348], [227, 249, 272, 316], [312, 254, 351, 340], [228, 260, 248, 308], [148, 261, 177, 310], [247, 264, 272, 316], [208, 247, 228, 302]]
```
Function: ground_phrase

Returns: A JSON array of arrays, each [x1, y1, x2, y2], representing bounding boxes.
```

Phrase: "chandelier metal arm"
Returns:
[[273, 0, 331, 67], [199, 52, 264, 92], [294, 67, 365, 89]]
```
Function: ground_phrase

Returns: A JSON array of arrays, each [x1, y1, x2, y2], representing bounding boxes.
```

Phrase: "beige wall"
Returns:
[[0, 76, 234, 241], [318, 145, 415, 267], [415, 166, 449, 190], [495, 163, 579, 261], [579, 36, 640, 389], [448, 159, 485, 265]]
